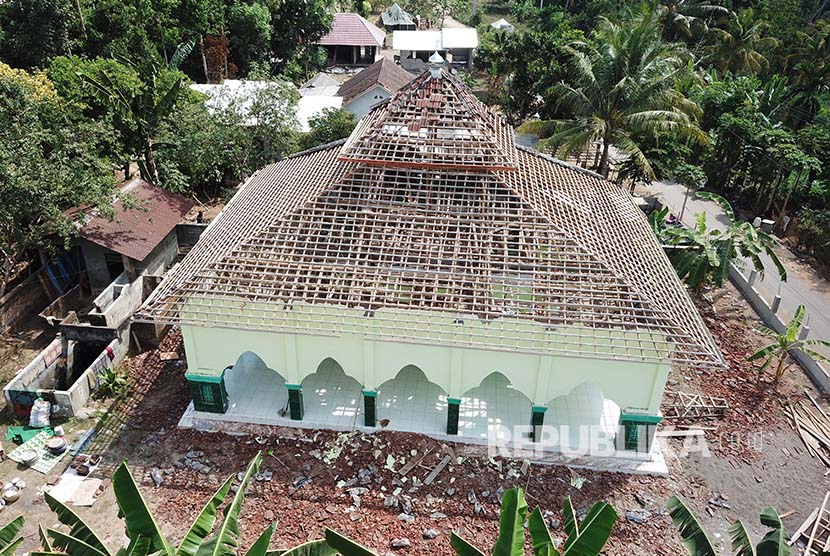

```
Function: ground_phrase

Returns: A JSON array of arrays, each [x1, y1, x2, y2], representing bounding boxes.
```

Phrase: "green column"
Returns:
[[618, 412, 662, 453], [530, 405, 547, 442], [447, 397, 461, 435], [286, 383, 304, 421], [362, 390, 377, 427], [186, 371, 229, 414]]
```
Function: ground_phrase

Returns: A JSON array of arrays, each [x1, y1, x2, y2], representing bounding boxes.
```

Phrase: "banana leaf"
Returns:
[[48, 529, 111, 556], [176, 477, 234, 556], [45, 492, 111, 556], [324, 529, 377, 556], [39, 525, 54, 552], [493, 488, 528, 556], [448, 533, 486, 556], [666, 495, 718, 556], [195, 452, 262, 556], [562, 501, 616, 556], [0, 538, 23, 556], [278, 540, 337, 556], [113, 462, 173, 556], [528, 507, 557, 556], [729, 520, 757, 556], [0, 517, 24, 547], [245, 523, 275, 556], [756, 508, 790, 556]]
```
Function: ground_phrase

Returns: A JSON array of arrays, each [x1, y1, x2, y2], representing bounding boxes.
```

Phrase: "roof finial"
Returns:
[[428, 51, 444, 79]]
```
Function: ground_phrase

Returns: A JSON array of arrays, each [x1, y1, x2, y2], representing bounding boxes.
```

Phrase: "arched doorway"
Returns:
[[545, 382, 620, 454], [224, 351, 288, 421], [377, 365, 447, 435], [459, 372, 532, 441], [301, 358, 363, 427]]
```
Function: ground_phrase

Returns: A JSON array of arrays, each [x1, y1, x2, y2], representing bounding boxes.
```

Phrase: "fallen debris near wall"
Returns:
[[664, 391, 728, 420], [787, 395, 830, 470]]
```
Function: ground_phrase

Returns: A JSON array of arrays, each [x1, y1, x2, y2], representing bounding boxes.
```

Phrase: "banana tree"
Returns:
[[653, 192, 786, 289], [667, 496, 790, 556], [42, 451, 336, 556], [447, 488, 617, 556], [0, 515, 25, 556], [747, 304, 830, 382]]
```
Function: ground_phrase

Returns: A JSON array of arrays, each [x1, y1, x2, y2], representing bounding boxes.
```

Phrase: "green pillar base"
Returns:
[[447, 397, 461, 435], [186, 370, 229, 414], [362, 390, 377, 427], [286, 384, 304, 421], [618, 412, 662, 453], [530, 405, 547, 442]]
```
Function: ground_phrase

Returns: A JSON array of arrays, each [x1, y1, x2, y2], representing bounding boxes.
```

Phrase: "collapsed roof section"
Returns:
[[136, 69, 724, 368]]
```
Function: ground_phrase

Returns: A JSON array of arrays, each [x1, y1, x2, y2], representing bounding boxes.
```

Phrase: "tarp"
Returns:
[[382, 3, 414, 27], [490, 18, 515, 32]]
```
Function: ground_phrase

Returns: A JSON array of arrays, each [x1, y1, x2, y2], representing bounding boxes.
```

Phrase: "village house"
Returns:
[[393, 27, 479, 70], [318, 13, 386, 66], [336, 58, 415, 117], [136, 61, 723, 472]]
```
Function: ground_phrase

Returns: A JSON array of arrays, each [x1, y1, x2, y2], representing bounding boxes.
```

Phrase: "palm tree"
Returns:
[[520, 11, 707, 179], [705, 9, 778, 75], [667, 496, 790, 556], [654, 0, 730, 42], [748, 304, 830, 382]]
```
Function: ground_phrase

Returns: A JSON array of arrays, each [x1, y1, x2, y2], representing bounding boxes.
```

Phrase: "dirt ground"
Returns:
[[2, 282, 829, 555]]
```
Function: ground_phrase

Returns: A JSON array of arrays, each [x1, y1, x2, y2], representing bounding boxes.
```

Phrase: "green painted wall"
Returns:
[[181, 301, 671, 414]]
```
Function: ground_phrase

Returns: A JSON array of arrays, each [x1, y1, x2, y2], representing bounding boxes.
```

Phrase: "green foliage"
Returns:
[[668, 496, 791, 556], [0, 63, 115, 298], [95, 365, 128, 399], [651, 192, 786, 289], [450, 488, 617, 556], [0, 0, 79, 70], [522, 8, 705, 179], [298, 108, 357, 151], [227, 2, 272, 77], [705, 8, 778, 76], [747, 304, 830, 381]]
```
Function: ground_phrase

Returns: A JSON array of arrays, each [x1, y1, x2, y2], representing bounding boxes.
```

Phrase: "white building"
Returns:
[[393, 28, 479, 70]]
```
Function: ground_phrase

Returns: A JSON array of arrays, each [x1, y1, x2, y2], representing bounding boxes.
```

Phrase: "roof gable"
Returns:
[[318, 13, 386, 47], [337, 58, 415, 104]]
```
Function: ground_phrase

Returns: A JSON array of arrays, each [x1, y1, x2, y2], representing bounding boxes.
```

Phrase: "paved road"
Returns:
[[649, 181, 830, 360]]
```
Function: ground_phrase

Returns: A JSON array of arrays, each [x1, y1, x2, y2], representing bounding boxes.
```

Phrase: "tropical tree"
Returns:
[[650, 192, 787, 289], [81, 42, 194, 184], [520, 10, 707, 179], [667, 495, 791, 556], [448, 488, 617, 556], [653, 0, 730, 42], [298, 108, 357, 151], [706, 9, 779, 76], [747, 304, 830, 382]]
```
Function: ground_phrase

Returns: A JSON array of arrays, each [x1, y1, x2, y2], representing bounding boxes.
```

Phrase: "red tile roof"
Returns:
[[318, 13, 386, 47], [337, 58, 415, 104], [75, 178, 194, 261]]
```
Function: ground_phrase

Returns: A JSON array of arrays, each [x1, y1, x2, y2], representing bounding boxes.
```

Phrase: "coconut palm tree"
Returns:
[[654, 0, 730, 42], [705, 8, 778, 75], [747, 304, 830, 382], [520, 10, 707, 179]]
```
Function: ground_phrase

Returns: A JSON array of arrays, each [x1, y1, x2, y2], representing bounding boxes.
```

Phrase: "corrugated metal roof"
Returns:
[[337, 58, 415, 104], [75, 178, 193, 261], [392, 28, 478, 51], [318, 13, 386, 47]]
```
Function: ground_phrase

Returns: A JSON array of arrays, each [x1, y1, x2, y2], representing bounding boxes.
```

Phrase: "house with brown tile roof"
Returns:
[[337, 57, 415, 117], [318, 13, 386, 66]]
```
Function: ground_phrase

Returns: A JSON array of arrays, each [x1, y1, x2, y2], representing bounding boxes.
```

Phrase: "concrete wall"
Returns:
[[0, 269, 53, 333], [80, 228, 179, 291], [344, 85, 393, 118], [3, 329, 129, 418], [182, 321, 670, 415], [729, 265, 830, 391], [86, 272, 145, 328], [136, 230, 178, 276]]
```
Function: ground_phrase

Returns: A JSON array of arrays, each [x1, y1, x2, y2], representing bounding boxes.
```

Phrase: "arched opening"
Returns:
[[459, 372, 532, 441], [377, 365, 447, 435], [224, 351, 288, 421], [545, 382, 620, 454], [301, 358, 363, 427]]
